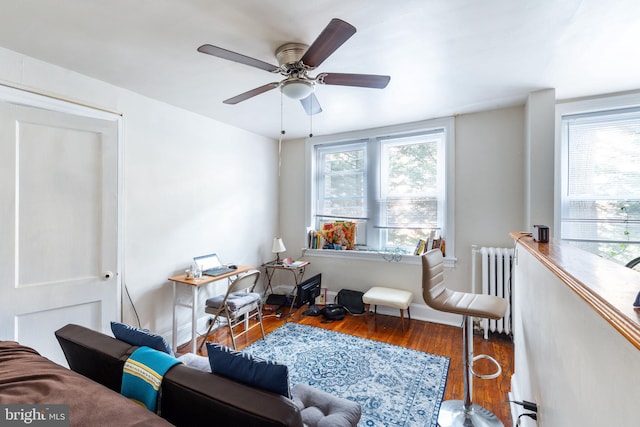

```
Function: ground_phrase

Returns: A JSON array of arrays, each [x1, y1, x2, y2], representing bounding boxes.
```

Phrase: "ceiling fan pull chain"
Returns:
[[309, 109, 313, 138], [278, 131, 283, 177], [278, 92, 285, 176], [280, 90, 284, 135]]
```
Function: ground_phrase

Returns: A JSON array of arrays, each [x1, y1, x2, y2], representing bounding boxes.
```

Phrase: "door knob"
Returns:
[[104, 271, 114, 279]]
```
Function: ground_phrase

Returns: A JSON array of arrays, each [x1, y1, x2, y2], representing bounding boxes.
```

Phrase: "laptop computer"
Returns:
[[193, 253, 234, 277]]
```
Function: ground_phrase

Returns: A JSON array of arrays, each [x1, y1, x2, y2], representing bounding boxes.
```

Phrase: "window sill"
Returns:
[[301, 248, 457, 267]]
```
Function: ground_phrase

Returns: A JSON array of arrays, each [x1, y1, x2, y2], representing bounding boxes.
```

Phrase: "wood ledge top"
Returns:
[[169, 265, 254, 286], [511, 232, 640, 350]]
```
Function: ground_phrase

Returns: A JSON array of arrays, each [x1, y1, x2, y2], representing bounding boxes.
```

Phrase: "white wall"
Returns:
[[511, 244, 639, 426], [0, 47, 279, 345], [525, 89, 555, 234], [278, 106, 525, 320], [455, 106, 526, 293]]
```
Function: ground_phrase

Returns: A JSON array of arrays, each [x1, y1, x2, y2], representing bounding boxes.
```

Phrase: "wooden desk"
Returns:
[[170, 265, 253, 353]]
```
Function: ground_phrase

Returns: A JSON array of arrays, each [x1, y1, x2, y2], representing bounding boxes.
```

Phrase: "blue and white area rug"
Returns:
[[244, 322, 450, 427]]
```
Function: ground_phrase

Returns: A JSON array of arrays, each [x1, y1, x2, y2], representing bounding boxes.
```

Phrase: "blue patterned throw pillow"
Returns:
[[110, 321, 173, 355], [206, 343, 290, 398]]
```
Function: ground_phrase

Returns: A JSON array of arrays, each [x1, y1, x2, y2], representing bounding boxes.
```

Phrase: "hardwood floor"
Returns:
[[184, 307, 514, 427]]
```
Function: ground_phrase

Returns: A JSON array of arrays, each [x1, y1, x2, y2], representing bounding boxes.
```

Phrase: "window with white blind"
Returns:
[[307, 118, 454, 256], [378, 131, 444, 249], [315, 140, 367, 226], [559, 103, 640, 265]]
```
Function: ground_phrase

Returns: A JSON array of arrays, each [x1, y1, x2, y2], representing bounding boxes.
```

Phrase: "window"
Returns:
[[379, 132, 444, 249], [559, 98, 640, 265], [306, 118, 454, 257], [315, 140, 367, 228]]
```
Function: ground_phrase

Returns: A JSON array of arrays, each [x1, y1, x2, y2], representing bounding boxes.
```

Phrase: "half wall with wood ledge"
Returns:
[[509, 232, 639, 427]]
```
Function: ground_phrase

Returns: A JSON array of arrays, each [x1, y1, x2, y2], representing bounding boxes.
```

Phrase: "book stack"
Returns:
[[413, 231, 445, 256], [307, 230, 325, 249], [413, 239, 428, 255]]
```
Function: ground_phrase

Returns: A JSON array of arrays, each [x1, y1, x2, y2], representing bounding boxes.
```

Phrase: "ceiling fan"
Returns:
[[197, 18, 390, 115]]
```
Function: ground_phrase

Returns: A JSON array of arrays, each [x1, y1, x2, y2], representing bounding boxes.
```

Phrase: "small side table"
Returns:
[[262, 260, 310, 315]]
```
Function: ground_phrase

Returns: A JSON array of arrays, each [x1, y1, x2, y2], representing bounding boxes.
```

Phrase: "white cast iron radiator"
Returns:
[[471, 246, 514, 339]]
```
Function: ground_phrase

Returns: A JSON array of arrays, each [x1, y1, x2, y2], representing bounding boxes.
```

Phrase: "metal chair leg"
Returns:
[[227, 314, 238, 350], [198, 313, 221, 353], [256, 305, 266, 339], [437, 315, 504, 427]]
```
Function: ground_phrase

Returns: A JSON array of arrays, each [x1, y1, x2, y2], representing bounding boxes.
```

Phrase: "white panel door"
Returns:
[[0, 98, 120, 365]]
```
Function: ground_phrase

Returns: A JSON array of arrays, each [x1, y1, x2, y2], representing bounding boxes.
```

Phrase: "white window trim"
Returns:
[[555, 91, 640, 237], [305, 117, 456, 266]]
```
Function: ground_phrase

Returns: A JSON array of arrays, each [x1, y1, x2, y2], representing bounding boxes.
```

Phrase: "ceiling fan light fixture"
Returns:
[[280, 80, 315, 100]]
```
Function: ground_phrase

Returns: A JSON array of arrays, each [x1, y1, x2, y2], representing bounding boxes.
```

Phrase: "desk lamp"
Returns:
[[272, 237, 286, 264]]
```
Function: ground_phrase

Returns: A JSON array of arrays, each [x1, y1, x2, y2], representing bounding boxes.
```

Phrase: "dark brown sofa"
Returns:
[[0, 340, 171, 426], [54, 324, 304, 427]]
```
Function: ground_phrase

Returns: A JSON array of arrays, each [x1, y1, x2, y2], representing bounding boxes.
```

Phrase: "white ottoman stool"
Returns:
[[362, 286, 414, 331]]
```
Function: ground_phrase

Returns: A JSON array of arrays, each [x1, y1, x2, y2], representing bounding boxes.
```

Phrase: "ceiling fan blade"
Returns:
[[198, 44, 279, 72], [319, 73, 390, 89], [300, 19, 356, 68], [223, 82, 279, 104], [300, 93, 323, 116]]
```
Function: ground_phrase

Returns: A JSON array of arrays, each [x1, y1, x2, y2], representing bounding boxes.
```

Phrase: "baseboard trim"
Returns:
[[320, 290, 459, 326], [363, 301, 462, 327], [271, 288, 462, 327]]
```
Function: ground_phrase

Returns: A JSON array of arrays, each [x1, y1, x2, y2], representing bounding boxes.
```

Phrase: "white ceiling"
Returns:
[[1, 0, 640, 140]]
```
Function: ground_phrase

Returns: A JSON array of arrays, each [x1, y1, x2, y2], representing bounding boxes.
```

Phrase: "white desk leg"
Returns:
[[172, 281, 177, 353], [191, 286, 198, 354]]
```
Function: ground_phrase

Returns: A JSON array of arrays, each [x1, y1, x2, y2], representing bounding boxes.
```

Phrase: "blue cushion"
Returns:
[[110, 321, 172, 355], [206, 343, 290, 397]]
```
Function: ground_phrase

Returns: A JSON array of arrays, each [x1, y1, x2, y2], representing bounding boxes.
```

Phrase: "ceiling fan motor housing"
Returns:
[[275, 43, 309, 73], [276, 43, 315, 99]]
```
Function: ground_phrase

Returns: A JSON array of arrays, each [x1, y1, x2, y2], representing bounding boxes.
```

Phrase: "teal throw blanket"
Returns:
[[121, 346, 181, 412]]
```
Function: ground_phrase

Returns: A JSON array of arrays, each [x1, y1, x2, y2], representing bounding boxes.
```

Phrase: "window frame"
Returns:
[[314, 139, 368, 245], [305, 117, 456, 264], [555, 92, 640, 261]]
